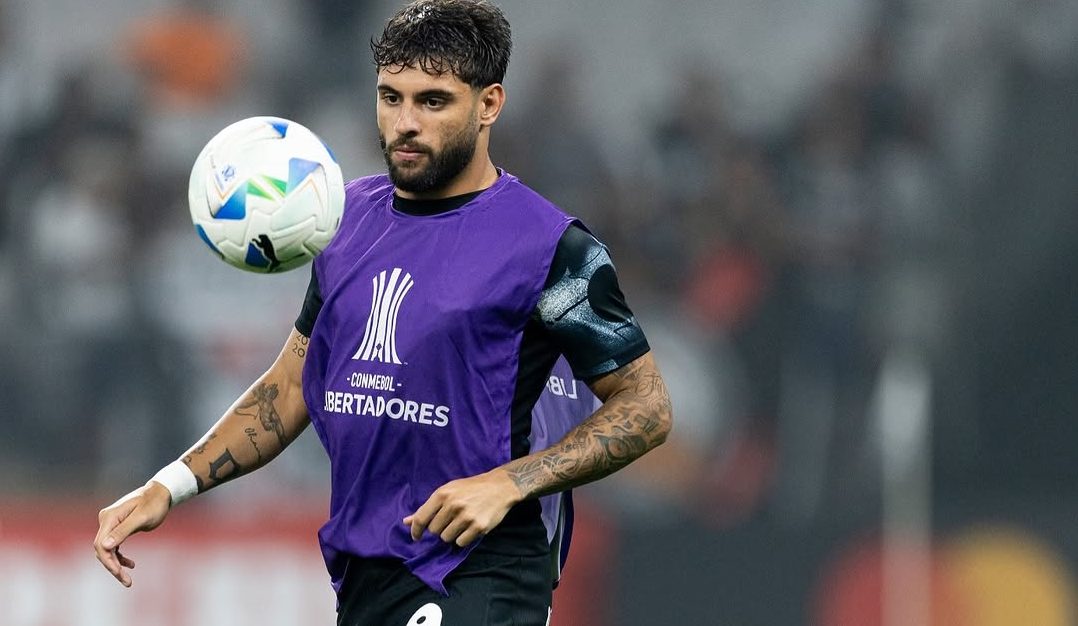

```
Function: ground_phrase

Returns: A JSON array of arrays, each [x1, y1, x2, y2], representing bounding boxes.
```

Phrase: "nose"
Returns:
[[394, 103, 421, 137]]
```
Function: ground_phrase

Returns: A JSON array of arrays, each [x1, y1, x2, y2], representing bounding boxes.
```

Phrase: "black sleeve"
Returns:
[[535, 223, 650, 380], [294, 264, 323, 337]]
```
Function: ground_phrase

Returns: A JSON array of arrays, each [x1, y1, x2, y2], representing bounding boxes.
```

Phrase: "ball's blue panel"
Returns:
[[195, 224, 223, 257], [320, 139, 338, 163], [287, 158, 322, 192], [215, 182, 248, 220], [244, 241, 270, 268], [269, 120, 289, 137]]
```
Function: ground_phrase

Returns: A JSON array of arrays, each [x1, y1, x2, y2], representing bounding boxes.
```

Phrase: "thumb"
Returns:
[[103, 517, 141, 550], [104, 499, 159, 549]]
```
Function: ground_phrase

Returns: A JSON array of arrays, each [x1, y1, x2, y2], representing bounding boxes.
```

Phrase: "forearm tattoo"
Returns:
[[506, 359, 672, 499], [245, 427, 263, 463], [181, 436, 244, 492], [235, 382, 289, 448], [182, 434, 218, 492], [180, 377, 293, 493], [207, 448, 242, 484]]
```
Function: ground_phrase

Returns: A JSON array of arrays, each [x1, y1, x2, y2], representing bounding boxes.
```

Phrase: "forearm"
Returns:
[[503, 354, 672, 499], [179, 332, 310, 494]]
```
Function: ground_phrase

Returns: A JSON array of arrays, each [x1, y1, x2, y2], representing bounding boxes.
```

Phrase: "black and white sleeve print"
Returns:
[[537, 224, 650, 380], [294, 264, 323, 338]]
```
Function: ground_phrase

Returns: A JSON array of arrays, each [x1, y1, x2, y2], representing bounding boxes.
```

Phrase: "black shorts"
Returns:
[[336, 550, 553, 626]]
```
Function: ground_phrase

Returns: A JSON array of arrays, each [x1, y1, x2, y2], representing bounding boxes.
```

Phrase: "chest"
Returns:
[[316, 211, 546, 365]]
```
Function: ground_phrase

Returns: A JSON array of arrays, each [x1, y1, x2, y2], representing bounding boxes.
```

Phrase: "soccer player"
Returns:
[[93, 1, 673, 624]]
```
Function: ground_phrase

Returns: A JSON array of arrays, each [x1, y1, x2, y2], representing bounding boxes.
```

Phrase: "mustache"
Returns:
[[383, 137, 432, 153]]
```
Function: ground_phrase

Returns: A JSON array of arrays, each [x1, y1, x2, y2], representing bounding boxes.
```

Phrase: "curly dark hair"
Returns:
[[370, 0, 512, 88]]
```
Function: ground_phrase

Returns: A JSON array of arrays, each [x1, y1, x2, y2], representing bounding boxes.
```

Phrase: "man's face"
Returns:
[[376, 65, 482, 195]]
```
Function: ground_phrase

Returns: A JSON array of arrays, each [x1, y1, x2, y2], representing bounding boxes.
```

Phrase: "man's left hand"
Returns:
[[403, 469, 523, 547]]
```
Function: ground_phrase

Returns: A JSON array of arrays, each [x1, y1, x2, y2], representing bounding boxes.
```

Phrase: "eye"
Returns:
[[380, 92, 400, 105], [424, 97, 446, 109]]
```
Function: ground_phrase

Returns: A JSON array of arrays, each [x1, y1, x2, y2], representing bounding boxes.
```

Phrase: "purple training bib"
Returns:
[[302, 173, 574, 595]]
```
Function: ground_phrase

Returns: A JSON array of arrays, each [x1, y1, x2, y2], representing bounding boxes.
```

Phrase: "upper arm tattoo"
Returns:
[[290, 333, 309, 359]]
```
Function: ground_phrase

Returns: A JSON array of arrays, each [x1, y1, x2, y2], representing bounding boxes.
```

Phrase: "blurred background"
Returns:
[[1, 0, 1077, 624]]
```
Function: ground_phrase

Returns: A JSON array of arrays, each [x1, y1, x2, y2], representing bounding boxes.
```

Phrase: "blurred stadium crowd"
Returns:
[[1, 0, 1077, 624]]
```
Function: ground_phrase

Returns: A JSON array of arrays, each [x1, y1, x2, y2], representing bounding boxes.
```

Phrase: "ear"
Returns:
[[477, 84, 505, 128]]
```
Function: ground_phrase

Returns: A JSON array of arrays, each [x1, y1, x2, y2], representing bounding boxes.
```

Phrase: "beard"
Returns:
[[380, 122, 479, 194]]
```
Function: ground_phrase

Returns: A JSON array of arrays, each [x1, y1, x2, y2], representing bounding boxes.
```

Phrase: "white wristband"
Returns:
[[150, 461, 199, 506]]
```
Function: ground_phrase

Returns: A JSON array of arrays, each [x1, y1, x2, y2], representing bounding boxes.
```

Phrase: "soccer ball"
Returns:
[[188, 116, 344, 273]]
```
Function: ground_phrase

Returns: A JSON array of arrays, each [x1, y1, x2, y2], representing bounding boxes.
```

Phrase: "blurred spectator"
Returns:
[[118, 0, 264, 193], [0, 63, 194, 492], [494, 47, 618, 237], [629, 66, 736, 291], [770, 69, 881, 524], [0, 69, 104, 487], [293, 0, 378, 90], [680, 142, 790, 527], [121, 0, 249, 108]]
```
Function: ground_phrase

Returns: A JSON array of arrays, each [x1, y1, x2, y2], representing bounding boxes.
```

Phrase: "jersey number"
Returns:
[[406, 602, 443, 626]]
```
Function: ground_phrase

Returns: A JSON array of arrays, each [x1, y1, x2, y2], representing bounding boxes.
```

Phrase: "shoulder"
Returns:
[[555, 222, 603, 257], [344, 174, 393, 206], [345, 173, 391, 191], [492, 172, 572, 219], [337, 174, 393, 225], [546, 223, 607, 283], [477, 173, 578, 248], [317, 174, 392, 264]]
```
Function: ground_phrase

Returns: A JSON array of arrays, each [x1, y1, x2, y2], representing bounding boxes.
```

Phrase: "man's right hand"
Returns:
[[93, 481, 172, 588]]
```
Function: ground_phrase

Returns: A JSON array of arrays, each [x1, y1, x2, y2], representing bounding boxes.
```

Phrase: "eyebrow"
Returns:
[[417, 89, 455, 100], [376, 85, 457, 101]]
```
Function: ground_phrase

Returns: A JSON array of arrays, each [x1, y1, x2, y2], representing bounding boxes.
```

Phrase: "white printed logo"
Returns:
[[545, 375, 579, 399], [353, 268, 414, 364], [406, 602, 443, 625]]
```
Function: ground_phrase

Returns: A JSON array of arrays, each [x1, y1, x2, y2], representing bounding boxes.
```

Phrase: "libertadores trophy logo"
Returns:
[[352, 267, 414, 364]]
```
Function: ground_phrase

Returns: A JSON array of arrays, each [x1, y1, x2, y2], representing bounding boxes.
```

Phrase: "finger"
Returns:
[[95, 500, 132, 543], [94, 545, 131, 587], [425, 505, 456, 538], [114, 553, 133, 587], [104, 509, 150, 551], [99, 520, 147, 587], [94, 542, 123, 579], [117, 548, 136, 569], [94, 517, 128, 579], [407, 497, 443, 541], [439, 515, 471, 545], [96, 498, 139, 551], [455, 525, 485, 548], [408, 511, 431, 541]]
